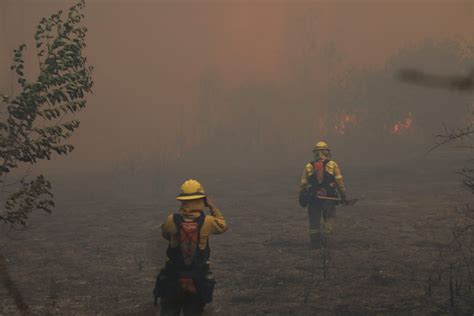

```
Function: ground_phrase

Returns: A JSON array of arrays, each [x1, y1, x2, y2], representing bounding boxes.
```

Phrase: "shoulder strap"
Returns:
[[196, 212, 206, 230], [173, 213, 184, 227]]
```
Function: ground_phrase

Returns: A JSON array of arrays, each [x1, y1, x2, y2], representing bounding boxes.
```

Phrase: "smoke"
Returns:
[[1, 1, 474, 201], [324, 40, 474, 163]]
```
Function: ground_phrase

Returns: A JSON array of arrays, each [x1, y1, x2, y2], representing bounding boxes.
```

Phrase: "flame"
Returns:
[[334, 112, 358, 135], [391, 112, 413, 135]]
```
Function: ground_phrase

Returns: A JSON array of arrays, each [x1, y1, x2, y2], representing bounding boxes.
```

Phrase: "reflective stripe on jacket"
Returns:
[[162, 207, 227, 250], [300, 160, 346, 193]]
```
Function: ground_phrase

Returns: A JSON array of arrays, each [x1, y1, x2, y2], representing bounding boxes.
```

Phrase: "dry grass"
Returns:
[[0, 160, 472, 315]]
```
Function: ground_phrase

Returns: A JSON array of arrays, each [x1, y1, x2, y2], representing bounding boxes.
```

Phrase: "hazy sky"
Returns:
[[1, 1, 474, 173]]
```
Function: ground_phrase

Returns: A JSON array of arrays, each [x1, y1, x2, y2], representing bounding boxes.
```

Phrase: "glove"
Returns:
[[205, 197, 219, 214], [340, 192, 349, 205], [205, 197, 217, 209]]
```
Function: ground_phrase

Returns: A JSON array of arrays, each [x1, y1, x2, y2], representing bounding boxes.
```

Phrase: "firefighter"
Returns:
[[299, 141, 348, 248], [154, 179, 228, 316]]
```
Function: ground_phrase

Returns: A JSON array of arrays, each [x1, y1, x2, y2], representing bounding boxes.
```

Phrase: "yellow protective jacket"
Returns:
[[300, 159, 346, 193], [161, 205, 227, 250]]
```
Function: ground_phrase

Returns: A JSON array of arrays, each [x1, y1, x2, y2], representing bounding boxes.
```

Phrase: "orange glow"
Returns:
[[334, 113, 358, 135], [391, 113, 413, 135]]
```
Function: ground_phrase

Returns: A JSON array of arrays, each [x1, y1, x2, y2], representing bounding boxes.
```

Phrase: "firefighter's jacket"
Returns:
[[300, 159, 346, 193], [161, 205, 227, 250]]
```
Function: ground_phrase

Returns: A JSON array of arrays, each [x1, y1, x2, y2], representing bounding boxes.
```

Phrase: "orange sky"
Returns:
[[1, 1, 474, 172]]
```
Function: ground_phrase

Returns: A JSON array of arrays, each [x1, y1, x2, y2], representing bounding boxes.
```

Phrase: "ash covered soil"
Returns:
[[0, 157, 471, 315]]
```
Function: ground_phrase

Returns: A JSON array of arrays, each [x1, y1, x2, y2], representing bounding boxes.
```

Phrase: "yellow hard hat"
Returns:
[[176, 179, 207, 201], [313, 141, 329, 151]]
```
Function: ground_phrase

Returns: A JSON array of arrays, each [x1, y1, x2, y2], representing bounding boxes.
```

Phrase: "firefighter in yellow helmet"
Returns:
[[299, 141, 348, 248], [154, 179, 228, 316]]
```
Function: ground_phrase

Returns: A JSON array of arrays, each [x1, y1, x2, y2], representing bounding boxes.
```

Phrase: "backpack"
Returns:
[[154, 212, 214, 304], [179, 220, 200, 267], [174, 213, 208, 294], [310, 159, 337, 198]]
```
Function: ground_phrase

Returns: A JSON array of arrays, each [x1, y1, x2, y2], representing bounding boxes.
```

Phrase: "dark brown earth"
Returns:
[[0, 156, 472, 315]]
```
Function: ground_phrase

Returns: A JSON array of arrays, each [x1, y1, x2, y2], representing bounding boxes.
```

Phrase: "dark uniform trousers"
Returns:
[[160, 291, 205, 316], [308, 199, 336, 247]]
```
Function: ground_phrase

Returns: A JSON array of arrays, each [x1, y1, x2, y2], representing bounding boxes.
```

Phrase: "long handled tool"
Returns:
[[316, 195, 359, 206]]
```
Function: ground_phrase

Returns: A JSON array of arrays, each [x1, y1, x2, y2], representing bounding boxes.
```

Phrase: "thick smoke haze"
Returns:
[[4, 3, 474, 314], [2, 1, 474, 201]]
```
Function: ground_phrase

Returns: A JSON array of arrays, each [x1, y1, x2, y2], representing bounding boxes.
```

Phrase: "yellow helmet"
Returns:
[[176, 179, 207, 201], [313, 141, 329, 152]]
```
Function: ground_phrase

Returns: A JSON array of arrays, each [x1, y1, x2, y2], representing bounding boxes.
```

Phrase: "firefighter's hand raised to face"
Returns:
[[205, 196, 218, 210]]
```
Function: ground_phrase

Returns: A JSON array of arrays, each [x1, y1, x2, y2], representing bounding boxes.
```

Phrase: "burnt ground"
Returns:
[[0, 156, 473, 315]]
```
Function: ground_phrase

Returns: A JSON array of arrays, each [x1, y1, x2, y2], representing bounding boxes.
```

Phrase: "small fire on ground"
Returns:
[[390, 112, 413, 135], [334, 113, 358, 135], [332, 111, 414, 136]]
